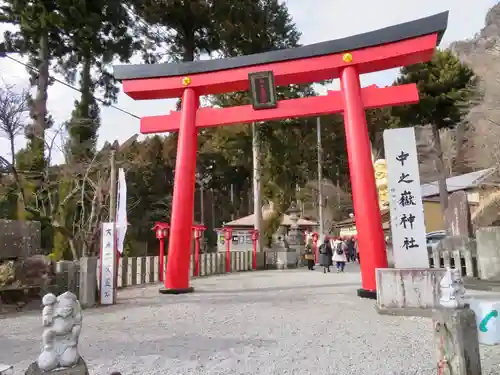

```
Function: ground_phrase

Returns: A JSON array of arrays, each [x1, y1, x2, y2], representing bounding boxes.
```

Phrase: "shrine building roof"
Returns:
[[421, 168, 497, 198]]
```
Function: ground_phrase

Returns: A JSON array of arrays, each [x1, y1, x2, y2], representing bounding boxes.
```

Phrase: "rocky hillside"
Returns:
[[412, 3, 500, 184], [452, 3, 500, 57], [450, 2, 500, 172]]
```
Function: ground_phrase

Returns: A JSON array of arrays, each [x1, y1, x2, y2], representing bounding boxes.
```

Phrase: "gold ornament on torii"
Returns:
[[374, 159, 389, 209]]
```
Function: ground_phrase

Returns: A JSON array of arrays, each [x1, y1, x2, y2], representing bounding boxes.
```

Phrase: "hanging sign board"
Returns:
[[248, 71, 278, 110]]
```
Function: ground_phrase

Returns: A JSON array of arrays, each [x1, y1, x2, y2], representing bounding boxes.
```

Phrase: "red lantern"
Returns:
[[250, 229, 259, 270], [152, 222, 169, 281], [223, 227, 233, 273], [192, 225, 206, 277]]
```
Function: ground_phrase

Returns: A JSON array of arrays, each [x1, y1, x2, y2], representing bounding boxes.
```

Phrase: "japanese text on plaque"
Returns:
[[394, 150, 419, 251]]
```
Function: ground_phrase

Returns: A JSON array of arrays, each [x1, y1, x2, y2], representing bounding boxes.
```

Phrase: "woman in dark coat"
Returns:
[[304, 244, 315, 270], [319, 237, 333, 273]]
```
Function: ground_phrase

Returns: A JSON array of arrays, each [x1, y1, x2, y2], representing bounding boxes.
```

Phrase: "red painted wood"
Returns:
[[122, 34, 437, 100], [163, 88, 199, 292], [341, 66, 388, 292], [140, 83, 418, 134]]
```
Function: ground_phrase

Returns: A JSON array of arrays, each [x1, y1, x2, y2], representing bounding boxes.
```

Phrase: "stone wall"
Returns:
[[476, 226, 500, 280], [51, 261, 80, 297], [376, 268, 447, 317], [0, 219, 41, 260]]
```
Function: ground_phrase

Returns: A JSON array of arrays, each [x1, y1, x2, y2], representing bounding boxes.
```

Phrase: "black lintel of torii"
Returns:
[[113, 11, 449, 81]]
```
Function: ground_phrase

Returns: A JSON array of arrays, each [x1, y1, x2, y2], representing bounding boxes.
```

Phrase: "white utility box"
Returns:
[[469, 298, 500, 345]]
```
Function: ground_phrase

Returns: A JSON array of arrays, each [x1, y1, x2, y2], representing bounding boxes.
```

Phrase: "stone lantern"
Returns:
[[273, 203, 300, 269], [286, 203, 301, 247]]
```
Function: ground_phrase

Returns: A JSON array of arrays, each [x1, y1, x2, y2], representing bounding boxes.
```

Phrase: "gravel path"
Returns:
[[1, 264, 500, 375]]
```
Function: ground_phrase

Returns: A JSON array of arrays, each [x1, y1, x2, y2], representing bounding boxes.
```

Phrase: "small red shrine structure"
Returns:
[[113, 12, 448, 299]]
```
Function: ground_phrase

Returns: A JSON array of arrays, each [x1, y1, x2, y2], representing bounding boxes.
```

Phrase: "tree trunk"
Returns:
[[68, 238, 78, 261], [67, 50, 94, 162], [80, 54, 92, 108], [183, 43, 195, 62], [9, 135, 26, 214], [34, 32, 49, 141], [431, 124, 449, 214], [79, 52, 93, 158], [182, 1, 195, 63], [28, 31, 50, 173]]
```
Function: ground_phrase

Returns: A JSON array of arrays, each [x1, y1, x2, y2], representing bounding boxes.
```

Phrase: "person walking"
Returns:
[[318, 236, 333, 273], [348, 237, 357, 262], [304, 243, 315, 270], [354, 237, 360, 263], [332, 237, 348, 272]]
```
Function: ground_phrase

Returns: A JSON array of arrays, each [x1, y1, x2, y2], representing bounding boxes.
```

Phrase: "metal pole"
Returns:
[[317, 117, 324, 235], [252, 122, 263, 252]]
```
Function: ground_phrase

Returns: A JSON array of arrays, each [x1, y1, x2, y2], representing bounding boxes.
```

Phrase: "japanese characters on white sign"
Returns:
[[384, 127, 429, 268], [100, 222, 116, 305]]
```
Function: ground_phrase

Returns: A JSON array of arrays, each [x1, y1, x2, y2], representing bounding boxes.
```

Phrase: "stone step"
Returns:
[[0, 364, 13, 374], [464, 277, 500, 291]]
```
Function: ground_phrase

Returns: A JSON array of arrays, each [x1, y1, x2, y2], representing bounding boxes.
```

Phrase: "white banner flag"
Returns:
[[115, 168, 128, 255]]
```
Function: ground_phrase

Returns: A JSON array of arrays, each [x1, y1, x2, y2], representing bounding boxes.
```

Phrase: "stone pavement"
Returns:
[[1, 263, 500, 375]]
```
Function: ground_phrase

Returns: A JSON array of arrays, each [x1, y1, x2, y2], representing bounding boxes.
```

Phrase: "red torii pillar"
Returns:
[[340, 62, 388, 298], [164, 88, 198, 293], [161, 83, 405, 295], [151, 83, 418, 297], [113, 12, 448, 298], [160, 82, 405, 297]]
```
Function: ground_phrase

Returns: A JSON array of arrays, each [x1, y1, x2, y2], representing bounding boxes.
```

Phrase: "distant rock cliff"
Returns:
[[451, 3, 500, 58], [405, 4, 500, 184], [448, 2, 500, 172]]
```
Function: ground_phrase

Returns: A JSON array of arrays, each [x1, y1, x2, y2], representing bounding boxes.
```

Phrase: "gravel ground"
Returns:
[[1, 263, 500, 375]]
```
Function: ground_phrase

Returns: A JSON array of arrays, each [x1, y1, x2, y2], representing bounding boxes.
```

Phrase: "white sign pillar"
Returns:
[[384, 127, 429, 268], [100, 222, 117, 305]]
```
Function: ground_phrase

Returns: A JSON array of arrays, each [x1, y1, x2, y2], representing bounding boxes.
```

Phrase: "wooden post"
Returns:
[[79, 256, 98, 308], [433, 307, 482, 375], [109, 148, 117, 221], [252, 122, 262, 252]]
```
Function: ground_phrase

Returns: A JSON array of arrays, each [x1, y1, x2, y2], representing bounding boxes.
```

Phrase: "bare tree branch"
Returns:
[[0, 83, 29, 208], [0, 83, 29, 160]]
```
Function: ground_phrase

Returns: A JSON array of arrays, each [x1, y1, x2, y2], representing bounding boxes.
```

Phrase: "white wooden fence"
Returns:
[[103, 251, 253, 289]]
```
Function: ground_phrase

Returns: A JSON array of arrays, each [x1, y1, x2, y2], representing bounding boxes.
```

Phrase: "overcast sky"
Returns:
[[0, 0, 497, 164]]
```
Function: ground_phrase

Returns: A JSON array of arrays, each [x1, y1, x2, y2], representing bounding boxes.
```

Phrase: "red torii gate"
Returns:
[[113, 12, 448, 299]]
